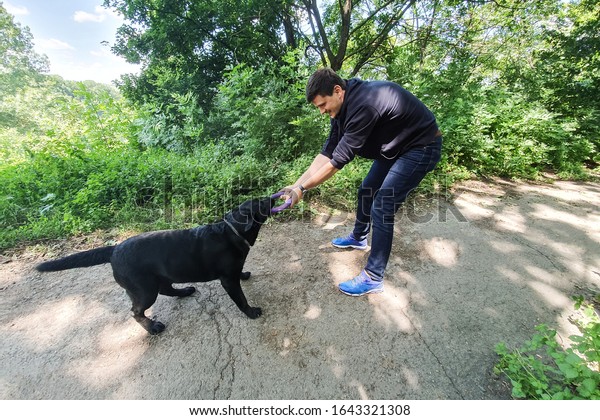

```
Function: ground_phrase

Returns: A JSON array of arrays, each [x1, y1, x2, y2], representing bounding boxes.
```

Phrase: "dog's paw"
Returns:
[[241, 271, 251, 281], [245, 307, 262, 319], [149, 321, 166, 335]]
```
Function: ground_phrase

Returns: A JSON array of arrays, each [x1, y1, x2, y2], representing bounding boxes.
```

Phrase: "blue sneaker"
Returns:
[[331, 233, 367, 250], [338, 270, 384, 296]]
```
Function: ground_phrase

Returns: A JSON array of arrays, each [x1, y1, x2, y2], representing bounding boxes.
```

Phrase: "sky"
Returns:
[[4, 0, 140, 84]]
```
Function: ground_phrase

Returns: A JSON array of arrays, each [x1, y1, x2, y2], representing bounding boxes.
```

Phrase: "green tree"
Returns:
[[205, 52, 327, 161], [104, 0, 423, 106], [104, 0, 291, 110], [383, 0, 597, 177], [299, 0, 417, 74], [0, 2, 48, 93], [532, 0, 600, 169], [1, 1, 49, 130], [104, 0, 598, 176]]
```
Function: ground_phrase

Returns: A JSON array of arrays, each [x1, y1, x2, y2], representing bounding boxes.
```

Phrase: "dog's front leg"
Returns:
[[220, 277, 262, 319]]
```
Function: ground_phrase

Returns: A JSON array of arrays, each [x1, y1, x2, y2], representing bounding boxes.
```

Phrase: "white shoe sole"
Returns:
[[339, 287, 384, 296], [331, 243, 368, 250]]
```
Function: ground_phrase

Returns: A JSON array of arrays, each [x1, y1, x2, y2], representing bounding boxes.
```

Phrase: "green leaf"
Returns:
[[558, 365, 579, 379], [580, 378, 597, 393], [565, 352, 583, 366]]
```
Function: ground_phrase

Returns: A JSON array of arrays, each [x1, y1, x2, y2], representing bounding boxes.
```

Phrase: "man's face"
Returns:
[[311, 85, 345, 118]]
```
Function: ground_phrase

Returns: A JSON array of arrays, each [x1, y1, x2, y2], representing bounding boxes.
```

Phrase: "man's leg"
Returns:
[[332, 159, 393, 250], [339, 139, 442, 296], [352, 159, 395, 241], [365, 139, 442, 282]]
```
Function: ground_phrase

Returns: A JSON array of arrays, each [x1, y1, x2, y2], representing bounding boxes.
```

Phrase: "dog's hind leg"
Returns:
[[241, 272, 251, 280], [114, 271, 166, 335], [126, 289, 165, 335]]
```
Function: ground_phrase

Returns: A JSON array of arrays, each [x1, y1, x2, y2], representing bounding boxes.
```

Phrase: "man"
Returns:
[[280, 68, 442, 296]]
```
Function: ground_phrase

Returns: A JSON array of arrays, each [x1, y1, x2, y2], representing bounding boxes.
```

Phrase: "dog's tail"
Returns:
[[35, 246, 115, 272]]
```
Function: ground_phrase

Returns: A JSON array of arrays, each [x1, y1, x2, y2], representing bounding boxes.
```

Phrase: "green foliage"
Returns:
[[494, 298, 600, 399], [0, 141, 294, 250], [0, 2, 49, 95], [382, 0, 598, 179], [0, 2, 50, 141], [1, 76, 135, 164], [206, 51, 328, 162], [128, 50, 330, 159], [105, 0, 420, 108], [135, 92, 205, 152], [2, 0, 600, 251], [0, 77, 140, 248], [105, 0, 291, 111], [106, 0, 598, 181], [531, 0, 600, 174]]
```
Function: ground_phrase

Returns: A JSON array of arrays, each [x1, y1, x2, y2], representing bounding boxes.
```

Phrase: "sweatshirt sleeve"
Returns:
[[320, 119, 338, 158], [330, 105, 380, 169]]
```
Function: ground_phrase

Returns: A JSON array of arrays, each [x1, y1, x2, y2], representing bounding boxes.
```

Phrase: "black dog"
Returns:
[[36, 196, 276, 334]]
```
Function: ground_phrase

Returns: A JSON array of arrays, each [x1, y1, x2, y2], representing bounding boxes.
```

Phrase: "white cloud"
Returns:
[[42, 45, 140, 84], [37, 38, 75, 51], [73, 10, 106, 23], [90, 47, 112, 58], [90, 50, 107, 58], [50, 57, 140, 84], [9, 3, 136, 84], [73, 6, 122, 24], [95, 5, 122, 21], [4, 1, 29, 16]]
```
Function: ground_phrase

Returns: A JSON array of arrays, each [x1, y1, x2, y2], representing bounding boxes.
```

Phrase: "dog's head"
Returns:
[[224, 196, 276, 246]]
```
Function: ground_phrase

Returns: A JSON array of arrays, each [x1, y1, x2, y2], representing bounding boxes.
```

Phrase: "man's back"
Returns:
[[324, 78, 439, 167]]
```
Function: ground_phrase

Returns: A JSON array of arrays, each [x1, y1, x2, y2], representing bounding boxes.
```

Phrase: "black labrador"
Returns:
[[36, 196, 276, 334]]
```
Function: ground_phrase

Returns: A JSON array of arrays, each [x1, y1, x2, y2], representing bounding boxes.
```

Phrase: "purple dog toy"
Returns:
[[270, 192, 292, 214]]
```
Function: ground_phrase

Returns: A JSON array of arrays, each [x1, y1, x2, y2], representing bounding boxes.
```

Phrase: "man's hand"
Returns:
[[280, 185, 304, 207], [278, 154, 338, 209]]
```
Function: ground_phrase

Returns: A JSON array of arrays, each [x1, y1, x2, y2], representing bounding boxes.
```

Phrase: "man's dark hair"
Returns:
[[305, 68, 347, 103]]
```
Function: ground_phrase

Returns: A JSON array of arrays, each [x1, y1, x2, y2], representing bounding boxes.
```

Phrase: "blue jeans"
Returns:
[[352, 137, 442, 282]]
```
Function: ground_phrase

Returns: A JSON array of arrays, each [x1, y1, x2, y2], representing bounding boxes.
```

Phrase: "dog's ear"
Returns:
[[240, 208, 255, 233], [226, 202, 252, 231]]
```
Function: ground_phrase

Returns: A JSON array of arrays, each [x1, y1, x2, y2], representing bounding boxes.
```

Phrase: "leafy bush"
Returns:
[[206, 51, 328, 162], [135, 92, 205, 152], [494, 297, 600, 399], [0, 144, 287, 249]]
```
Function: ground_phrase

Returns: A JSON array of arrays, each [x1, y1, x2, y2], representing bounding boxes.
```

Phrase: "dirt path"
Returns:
[[1, 177, 599, 400]]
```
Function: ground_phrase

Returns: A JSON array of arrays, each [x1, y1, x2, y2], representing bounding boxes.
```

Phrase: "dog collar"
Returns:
[[223, 219, 251, 249]]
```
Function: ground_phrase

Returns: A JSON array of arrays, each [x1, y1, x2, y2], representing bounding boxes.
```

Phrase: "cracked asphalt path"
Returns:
[[1, 177, 599, 399]]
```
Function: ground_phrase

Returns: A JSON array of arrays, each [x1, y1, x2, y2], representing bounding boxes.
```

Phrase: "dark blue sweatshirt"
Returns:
[[321, 78, 439, 169]]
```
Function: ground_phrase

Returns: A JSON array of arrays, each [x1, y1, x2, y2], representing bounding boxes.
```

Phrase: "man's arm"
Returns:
[[297, 156, 338, 190], [284, 153, 339, 206], [295, 154, 333, 187]]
